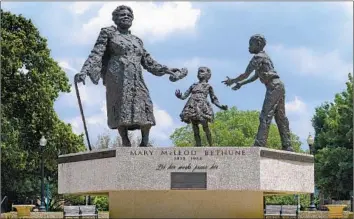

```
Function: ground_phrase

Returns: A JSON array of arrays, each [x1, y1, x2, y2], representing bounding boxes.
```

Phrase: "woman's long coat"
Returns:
[[80, 25, 169, 130]]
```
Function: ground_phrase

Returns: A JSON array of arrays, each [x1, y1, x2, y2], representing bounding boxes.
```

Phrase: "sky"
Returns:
[[3, 1, 353, 150]]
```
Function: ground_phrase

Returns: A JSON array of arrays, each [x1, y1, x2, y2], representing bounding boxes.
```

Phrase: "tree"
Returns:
[[92, 196, 109, 211], [312, 73, 353, 200], [312, 73, 353, 152], [94, 131, 154, 149], [170, 107, 303, 206], [1, 10, 86, 207], [170, 107, 302, 152], [315, 147, 352, 200]]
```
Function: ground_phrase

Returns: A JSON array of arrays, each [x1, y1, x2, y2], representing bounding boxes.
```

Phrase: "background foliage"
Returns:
[[1, 10, 86, 209], [312, 73, 353, 200], [171, 107, 302, 152]]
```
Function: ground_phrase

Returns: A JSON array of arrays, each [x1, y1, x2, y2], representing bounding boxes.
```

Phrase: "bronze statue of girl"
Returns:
[[176, 67, 228, 147]]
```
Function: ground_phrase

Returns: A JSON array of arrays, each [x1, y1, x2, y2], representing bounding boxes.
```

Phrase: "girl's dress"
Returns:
[[180, 82, 218, 124]]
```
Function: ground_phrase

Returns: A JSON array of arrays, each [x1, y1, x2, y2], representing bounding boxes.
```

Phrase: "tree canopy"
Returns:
[[170, 107, 305, 206], [1, 10, 85, 206], [170, 107, 302, 152], [94, 131, 154, 149], [312, 73, 353, 200]]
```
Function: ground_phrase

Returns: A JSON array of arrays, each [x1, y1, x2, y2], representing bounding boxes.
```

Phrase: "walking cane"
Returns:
[[74, 74, 92, 205], [74, 74, 92, 151]]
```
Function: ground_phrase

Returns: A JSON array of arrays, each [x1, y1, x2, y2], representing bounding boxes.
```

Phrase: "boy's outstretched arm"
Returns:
[[234, 57, 257, 82], [240, 73, 259, 86], [222, 56, 257, 86], [232, 73, 259, 90]]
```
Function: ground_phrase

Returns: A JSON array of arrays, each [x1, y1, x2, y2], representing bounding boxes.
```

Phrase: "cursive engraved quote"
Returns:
[[156, 163, 218, 172]]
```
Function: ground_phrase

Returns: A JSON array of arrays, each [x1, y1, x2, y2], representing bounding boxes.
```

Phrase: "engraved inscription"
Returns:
[[155, 163, 218, 172], [171, 172, 207, 190]]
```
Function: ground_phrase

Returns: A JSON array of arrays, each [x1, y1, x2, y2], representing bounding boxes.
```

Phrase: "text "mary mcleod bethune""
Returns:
[[130, 149, 247, 156]]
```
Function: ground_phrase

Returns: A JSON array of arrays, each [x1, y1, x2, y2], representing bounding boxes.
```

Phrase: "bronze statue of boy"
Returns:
[[223, 34, 294, 151]]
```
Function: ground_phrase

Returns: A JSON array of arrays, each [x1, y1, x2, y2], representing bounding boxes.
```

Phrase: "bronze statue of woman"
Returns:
[[75, 5, 188, 147]]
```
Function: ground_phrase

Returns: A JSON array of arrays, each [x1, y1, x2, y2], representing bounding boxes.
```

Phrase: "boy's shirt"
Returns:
[[248, 51, 280, 85]]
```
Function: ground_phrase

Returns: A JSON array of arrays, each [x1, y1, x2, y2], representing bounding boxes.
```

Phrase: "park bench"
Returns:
[[264, 205, 282, 218], [264, 205, 299, 219], [63, 205, 98, 219], [281, 205, 299, 218]]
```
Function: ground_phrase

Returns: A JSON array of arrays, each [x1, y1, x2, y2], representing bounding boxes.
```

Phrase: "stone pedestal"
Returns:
[[109, 190, 263, 218], [58, 147, 314, 218]]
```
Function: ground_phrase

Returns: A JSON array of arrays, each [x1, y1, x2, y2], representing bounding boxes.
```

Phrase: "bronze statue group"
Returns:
[[75, 5, 294, 152]]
